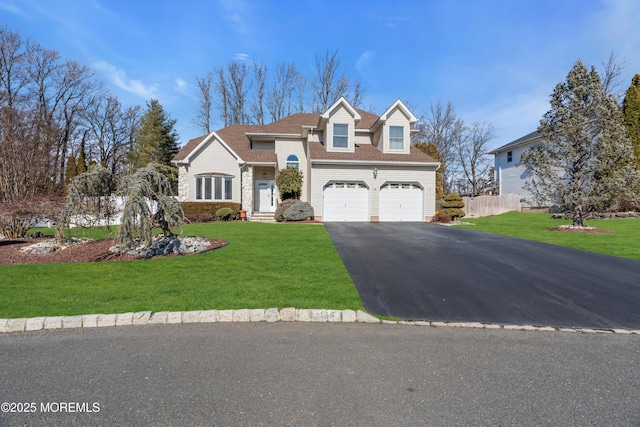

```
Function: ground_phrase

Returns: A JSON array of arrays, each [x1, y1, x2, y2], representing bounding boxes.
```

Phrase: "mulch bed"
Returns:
[[0, 238, 228, 265], [546, 227, 614, 234]]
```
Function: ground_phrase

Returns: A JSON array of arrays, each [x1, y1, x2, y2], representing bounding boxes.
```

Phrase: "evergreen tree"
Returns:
[[64, 155, 78, 189], [77, 138, 88, 175], [521, 60, 640, 227], [622, 74, 640, 170], [414, 142, 444, 199], [134, 99, 180, 168]]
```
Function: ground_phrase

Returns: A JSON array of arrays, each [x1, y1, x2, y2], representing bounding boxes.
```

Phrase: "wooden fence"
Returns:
[[461, 194, 522, 218]]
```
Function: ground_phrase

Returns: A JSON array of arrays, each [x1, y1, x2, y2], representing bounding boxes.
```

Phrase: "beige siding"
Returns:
[[355, 132, 372, 146], [372, 127, 383, 149], [252, 141, 274, 150], [310, 164, 437, 220], [326, 106, 355, 152], [275, 138, 309, 202], [188, 138, 241, 202], [383, 107, 411, 154]]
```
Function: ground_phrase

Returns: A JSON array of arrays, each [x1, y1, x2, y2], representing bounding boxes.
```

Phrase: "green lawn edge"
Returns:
[[452, 211, 640, 261], [0, 222, 364, 319]]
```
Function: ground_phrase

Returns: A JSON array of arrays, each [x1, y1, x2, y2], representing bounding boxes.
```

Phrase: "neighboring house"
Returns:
[[172, 97, 440, 222], [489, 130, 541, 206]]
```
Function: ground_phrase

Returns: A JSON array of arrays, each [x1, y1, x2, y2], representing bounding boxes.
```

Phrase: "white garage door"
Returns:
[[379, 183, 423, 222], [323, 182, 369, 222]]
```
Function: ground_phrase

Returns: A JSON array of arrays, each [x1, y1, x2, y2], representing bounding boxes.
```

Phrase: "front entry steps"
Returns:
[[250, 212, 276, 223]]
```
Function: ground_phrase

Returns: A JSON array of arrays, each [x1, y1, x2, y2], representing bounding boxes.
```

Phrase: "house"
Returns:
[[172, 98, 440, 222], [489, 130, 541, 206]]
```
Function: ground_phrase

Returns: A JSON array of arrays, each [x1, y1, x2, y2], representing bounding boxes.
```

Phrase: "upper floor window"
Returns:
[[333, 124, 348, 148], [286, 155, 299, 170], [389, 126, 404, 150], [195, 176, 233, 201], [507, 151, 513, 162]]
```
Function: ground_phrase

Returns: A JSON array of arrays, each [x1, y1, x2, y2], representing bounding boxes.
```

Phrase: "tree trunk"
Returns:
[[572, 204, 585, 227]]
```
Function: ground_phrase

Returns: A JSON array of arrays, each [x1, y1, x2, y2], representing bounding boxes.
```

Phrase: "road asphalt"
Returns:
[[1, 323, 639, 426], [326, 222, 640, 329]]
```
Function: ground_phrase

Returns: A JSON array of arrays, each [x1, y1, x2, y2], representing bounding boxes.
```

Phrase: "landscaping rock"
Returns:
[[109, 235, 213, 259]]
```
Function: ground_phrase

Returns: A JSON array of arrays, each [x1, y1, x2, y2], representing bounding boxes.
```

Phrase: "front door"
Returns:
[[255, 180, 276, 212]]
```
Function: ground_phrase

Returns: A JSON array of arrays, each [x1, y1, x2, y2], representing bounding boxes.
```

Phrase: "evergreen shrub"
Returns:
[[283, 201, 314, 221], [441, 193, 465, 220], [215, 207, 236, 221]]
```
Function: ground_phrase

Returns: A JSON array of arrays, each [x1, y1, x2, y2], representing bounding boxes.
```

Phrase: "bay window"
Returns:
[[195, 176, 233, 201]]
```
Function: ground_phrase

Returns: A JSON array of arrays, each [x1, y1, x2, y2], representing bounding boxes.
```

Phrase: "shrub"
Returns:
[[431, 211, 452, 223], [181, 202, 241, 217], [215, 207, 236, 221], [275, 199, 298, 222], [283, 201, 314, 221], [275, 167, 303, 200], [0, 195, 64, 238], [615, 199, 639, 212], [441, 193, 465, 220]]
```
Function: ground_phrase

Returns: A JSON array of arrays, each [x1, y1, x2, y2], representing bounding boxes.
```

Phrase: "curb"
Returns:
[[1, 309, 639, 335]]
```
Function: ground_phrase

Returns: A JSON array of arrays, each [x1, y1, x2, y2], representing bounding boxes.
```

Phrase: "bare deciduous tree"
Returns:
[[84, 96, 140, 175], [456, 122, 495, 196], [193, 71, 214, 133], [266, 62, 298, 121], [415, 101, 465, 194], [227, 60, 251, 125], [250, 61, 267, 125], [312, 49, 350, 113]]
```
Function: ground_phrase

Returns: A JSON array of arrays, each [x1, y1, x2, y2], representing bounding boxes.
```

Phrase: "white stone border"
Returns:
[[1, 309, 638, 335]]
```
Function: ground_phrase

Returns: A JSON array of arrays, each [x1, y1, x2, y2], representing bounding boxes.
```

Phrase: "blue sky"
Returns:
[[2, 0, 639, 149]]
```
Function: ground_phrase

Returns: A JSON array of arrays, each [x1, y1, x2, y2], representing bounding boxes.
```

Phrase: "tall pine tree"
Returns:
[[134, 99, 180, 169], [622, 74, 640, 170], [521, 60, 640, 226]]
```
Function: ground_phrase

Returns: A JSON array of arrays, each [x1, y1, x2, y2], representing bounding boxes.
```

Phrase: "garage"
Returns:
[[323, 182, 369, 221], [379, 183, 423, 222]]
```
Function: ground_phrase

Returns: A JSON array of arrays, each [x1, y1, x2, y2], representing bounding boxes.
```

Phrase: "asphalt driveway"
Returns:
[[325, 222, 640, 329]]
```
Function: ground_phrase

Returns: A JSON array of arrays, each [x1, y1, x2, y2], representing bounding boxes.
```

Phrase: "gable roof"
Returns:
[[309, 142, 437, 163], [321, 97, 361, 122], [172, 101, 430, 165], [488, 130, 541, 154]]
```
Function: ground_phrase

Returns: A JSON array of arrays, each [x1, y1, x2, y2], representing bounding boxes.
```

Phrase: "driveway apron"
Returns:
[[325, 222, 640, 329]]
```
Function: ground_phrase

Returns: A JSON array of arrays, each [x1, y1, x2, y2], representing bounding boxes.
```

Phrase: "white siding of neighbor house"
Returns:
[[310, 164, 437, 220], [188, 138, 241, 203], [382, 107, 411, 155], [275, 138, 309, 201], [494, 144, 534, 205], [326, 105, 356, 152]]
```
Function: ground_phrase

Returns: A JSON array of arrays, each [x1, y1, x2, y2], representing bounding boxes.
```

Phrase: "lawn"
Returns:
[[454, 211, 640, 261], [0, 223, 363, 318]]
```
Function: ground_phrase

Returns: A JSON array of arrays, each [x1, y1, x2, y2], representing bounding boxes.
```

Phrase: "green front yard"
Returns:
[[0, 223, 363, 319], [454, 211, 640, 261]]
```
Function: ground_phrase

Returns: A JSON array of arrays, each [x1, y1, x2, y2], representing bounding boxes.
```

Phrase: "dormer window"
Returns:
[[333, 124, 348, 148], [389, 126, 404, 150], [286, 155, 299, 170]]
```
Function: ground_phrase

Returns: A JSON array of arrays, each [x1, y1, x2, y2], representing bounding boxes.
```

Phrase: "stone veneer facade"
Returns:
[[177, 166, 188, 202], [241, 165, 253, 219]]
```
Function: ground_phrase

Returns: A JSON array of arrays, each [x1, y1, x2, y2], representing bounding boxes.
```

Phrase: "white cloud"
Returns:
[[0, 2, 29, 18], [219, 0, 249, 36], [174, 78, 190, 96], [93, 61, 160, 99], [234, 53, 251, 62], [356, 51, 375, 78]]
